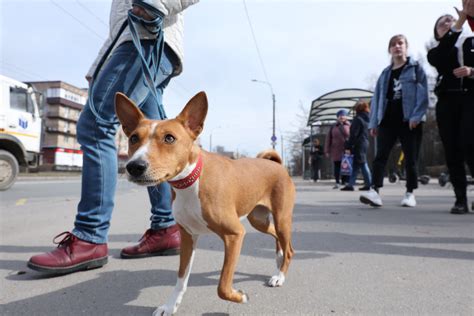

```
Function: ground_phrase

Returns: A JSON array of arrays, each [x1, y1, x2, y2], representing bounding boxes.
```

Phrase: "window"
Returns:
[[10, 87, 28, 111], [10, 87, 34, 114]]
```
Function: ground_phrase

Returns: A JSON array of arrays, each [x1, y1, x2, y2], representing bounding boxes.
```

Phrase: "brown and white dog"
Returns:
[[115, 91, 295, 316]]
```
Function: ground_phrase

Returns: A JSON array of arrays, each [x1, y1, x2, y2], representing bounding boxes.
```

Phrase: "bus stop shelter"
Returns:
[[303, 88, 373, 179]]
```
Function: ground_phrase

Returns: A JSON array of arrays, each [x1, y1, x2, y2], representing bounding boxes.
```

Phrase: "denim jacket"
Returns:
[[369, 57, 429, 129]]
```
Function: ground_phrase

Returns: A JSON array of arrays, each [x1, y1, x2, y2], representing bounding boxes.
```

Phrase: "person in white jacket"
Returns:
[[28, 0, 198, 275]]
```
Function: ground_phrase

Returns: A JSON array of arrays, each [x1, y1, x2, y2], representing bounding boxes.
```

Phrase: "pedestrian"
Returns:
[[427, 0, 474, 214], [308, 138, 323, 182], [324, 109, 351, 189], [340, 101, 372, 191], [28, 0, 198, 274], [360, 34, 429, 208]]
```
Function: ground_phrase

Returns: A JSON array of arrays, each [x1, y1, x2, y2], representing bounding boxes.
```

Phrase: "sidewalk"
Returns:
[[17, 171, 82, 181], [1, 178, 473, 315]]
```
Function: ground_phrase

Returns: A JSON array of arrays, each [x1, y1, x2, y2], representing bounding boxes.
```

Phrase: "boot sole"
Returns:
[[450, 209, 469, 214], [360, 196, 382, 207], [120, 247, 180, 259], [27, 256, 108, 275]]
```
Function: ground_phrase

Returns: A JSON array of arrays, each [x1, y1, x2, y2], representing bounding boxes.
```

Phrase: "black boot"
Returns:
[[450, 200, 468, 214], [451, 188, 468, 214]]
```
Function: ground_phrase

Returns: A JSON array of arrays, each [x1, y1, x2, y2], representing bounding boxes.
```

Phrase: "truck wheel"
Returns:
[[0, 150, 19, 191]]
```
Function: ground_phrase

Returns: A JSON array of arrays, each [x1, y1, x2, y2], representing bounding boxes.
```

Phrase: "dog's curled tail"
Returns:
[[256, 149, 282, 164]]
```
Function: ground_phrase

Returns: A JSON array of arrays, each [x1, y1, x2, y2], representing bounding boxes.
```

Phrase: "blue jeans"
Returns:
[[73, 41, 175, 244], [348, 161, 372, 187]]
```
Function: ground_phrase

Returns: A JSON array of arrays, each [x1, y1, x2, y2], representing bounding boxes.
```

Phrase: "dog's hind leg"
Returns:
[[154, 227, 198, 316], [268, 191, 295, 287], [247, 206, 282, 268], [214, 222, 248, 303]]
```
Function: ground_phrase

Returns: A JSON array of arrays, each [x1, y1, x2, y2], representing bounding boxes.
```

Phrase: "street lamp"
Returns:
[[251, 79, 276, 149], [209, 126, 221, 152]]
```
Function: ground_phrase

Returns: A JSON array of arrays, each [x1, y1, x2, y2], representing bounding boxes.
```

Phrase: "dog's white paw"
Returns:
[[239, 290, 249, 303], [268, 271, 285, 287], [153, 304, 176, 316]]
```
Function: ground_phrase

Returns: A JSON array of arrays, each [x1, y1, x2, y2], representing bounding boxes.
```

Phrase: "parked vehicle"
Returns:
[[0, 75, 42, 190]]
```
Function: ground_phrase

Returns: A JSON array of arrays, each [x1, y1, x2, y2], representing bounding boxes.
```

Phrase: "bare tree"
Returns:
[[284, 101, 310, 176]]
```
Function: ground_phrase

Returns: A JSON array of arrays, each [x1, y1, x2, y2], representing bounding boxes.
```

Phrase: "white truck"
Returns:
[[0, 75, 42, 190]]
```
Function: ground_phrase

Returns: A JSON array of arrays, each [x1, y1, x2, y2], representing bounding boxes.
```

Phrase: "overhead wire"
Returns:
[[75, 0, 109, 27], [242, 0, 270, 83], [49, 0, 106, 41], [0, 61, 49, 81]]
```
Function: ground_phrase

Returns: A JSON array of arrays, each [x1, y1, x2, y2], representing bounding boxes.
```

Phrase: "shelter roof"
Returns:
[[307, 88, 373, 126]]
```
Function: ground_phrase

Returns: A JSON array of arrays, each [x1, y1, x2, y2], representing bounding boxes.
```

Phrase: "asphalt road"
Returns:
[[1, 177, 473, 315], [0, 174, 133, 205]]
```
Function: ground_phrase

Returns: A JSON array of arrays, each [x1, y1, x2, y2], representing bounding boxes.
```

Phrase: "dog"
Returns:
[[115, 91, 295, 316]]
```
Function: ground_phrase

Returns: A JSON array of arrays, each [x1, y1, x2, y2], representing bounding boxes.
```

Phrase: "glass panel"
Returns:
[[10, 87, 28, 112]]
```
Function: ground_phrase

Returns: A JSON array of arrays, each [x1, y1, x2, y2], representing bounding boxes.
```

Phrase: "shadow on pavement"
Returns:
[[2, 269, 264, 315]]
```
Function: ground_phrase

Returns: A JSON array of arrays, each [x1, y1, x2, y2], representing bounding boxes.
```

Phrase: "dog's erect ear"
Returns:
[[115, 92, 144, 136], [176, 91, 208, 139]]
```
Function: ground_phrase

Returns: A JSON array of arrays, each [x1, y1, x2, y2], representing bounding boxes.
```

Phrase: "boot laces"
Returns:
[[53, 231, 76, 249], [139, 229, 154, 242]]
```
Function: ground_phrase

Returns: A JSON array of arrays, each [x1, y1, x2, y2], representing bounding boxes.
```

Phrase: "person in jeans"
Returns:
[[28, 0, 198, 274], [340, 101, 372, 191], [360, 34, 429, 208], [427, 0, 474, 214], [324, 110, 351, 189]]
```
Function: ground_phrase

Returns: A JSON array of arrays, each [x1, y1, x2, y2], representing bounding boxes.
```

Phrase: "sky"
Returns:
[[0, 0, 463, 159]]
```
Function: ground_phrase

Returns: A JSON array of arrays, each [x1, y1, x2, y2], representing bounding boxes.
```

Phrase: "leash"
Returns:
[[87, 1, 167, 125]]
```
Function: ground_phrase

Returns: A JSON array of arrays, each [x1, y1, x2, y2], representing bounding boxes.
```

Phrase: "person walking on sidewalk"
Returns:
[[360, 34, 429, 208], [340, 101, 372, 191], [427, 0, 474, 214], [309, 138, 324, 182], [324, 109, 351, 189], [28, 0, 198, 274]]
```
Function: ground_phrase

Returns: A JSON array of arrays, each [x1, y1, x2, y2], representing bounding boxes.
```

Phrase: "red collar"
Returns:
[[168, 154, 203, 189]]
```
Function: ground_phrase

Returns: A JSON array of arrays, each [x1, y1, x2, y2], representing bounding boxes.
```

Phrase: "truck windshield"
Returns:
[[10, 87, 34, 115]]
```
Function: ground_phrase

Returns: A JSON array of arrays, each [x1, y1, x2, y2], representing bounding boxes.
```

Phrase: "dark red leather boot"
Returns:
[[120, 225, 181, 258], [28, 232, 108, 274]]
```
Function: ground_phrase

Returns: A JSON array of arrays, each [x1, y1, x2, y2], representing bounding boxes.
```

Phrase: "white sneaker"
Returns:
[[401, 192, 416, 207], [360, 189, 383, 207]]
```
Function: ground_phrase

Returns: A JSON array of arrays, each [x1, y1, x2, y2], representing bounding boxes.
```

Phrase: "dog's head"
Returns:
[[115, 91, 208, 186]]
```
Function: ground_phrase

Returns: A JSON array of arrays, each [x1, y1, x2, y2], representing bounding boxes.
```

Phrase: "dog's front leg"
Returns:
[[217, 225, 248, 303], [154, 227, 198, 316]]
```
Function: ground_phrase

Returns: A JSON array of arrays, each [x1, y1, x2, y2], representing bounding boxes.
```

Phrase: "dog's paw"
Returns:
[[153, 305, 175, 316], [238, 289, 249, 303], [268, 272, 285, 287]]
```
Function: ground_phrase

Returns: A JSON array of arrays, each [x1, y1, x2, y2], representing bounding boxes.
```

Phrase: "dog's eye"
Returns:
[[164, 134, 176, 144], [130, 134, 139, 144]]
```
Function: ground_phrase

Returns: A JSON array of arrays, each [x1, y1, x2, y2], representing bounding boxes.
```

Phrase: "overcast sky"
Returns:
[[0, 0, 463, 158]]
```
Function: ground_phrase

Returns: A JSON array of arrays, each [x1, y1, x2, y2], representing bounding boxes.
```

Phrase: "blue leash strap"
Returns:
[[87, 6, 167, 125], [127, 11, 167, 119]]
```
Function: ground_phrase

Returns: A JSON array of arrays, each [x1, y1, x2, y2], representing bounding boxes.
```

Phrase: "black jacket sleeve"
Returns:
[[427, 30, 462, 70], [345, 117, 361, 150]]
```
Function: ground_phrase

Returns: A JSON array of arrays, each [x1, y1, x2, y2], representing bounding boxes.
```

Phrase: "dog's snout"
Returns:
[[126, 159, 148, 177]]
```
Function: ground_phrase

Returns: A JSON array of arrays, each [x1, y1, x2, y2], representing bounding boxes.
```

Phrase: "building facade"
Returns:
[[27, 81, 87, 170]]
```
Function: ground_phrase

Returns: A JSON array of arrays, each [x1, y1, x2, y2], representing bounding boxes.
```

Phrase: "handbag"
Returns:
[[340, 153, 354, 176]]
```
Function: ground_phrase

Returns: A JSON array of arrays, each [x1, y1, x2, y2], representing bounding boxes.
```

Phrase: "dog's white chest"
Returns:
[[172, 181, 212, 235]]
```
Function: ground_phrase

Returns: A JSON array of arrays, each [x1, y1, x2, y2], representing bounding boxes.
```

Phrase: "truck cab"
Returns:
[[0, 75, 42, 190]]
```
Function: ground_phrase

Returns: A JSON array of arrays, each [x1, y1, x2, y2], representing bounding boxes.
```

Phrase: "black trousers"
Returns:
[[436, 94, 474, 200], [310, 159, 321, 181], [372, 123, 423, 191], [333, 161, 349, 184]]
